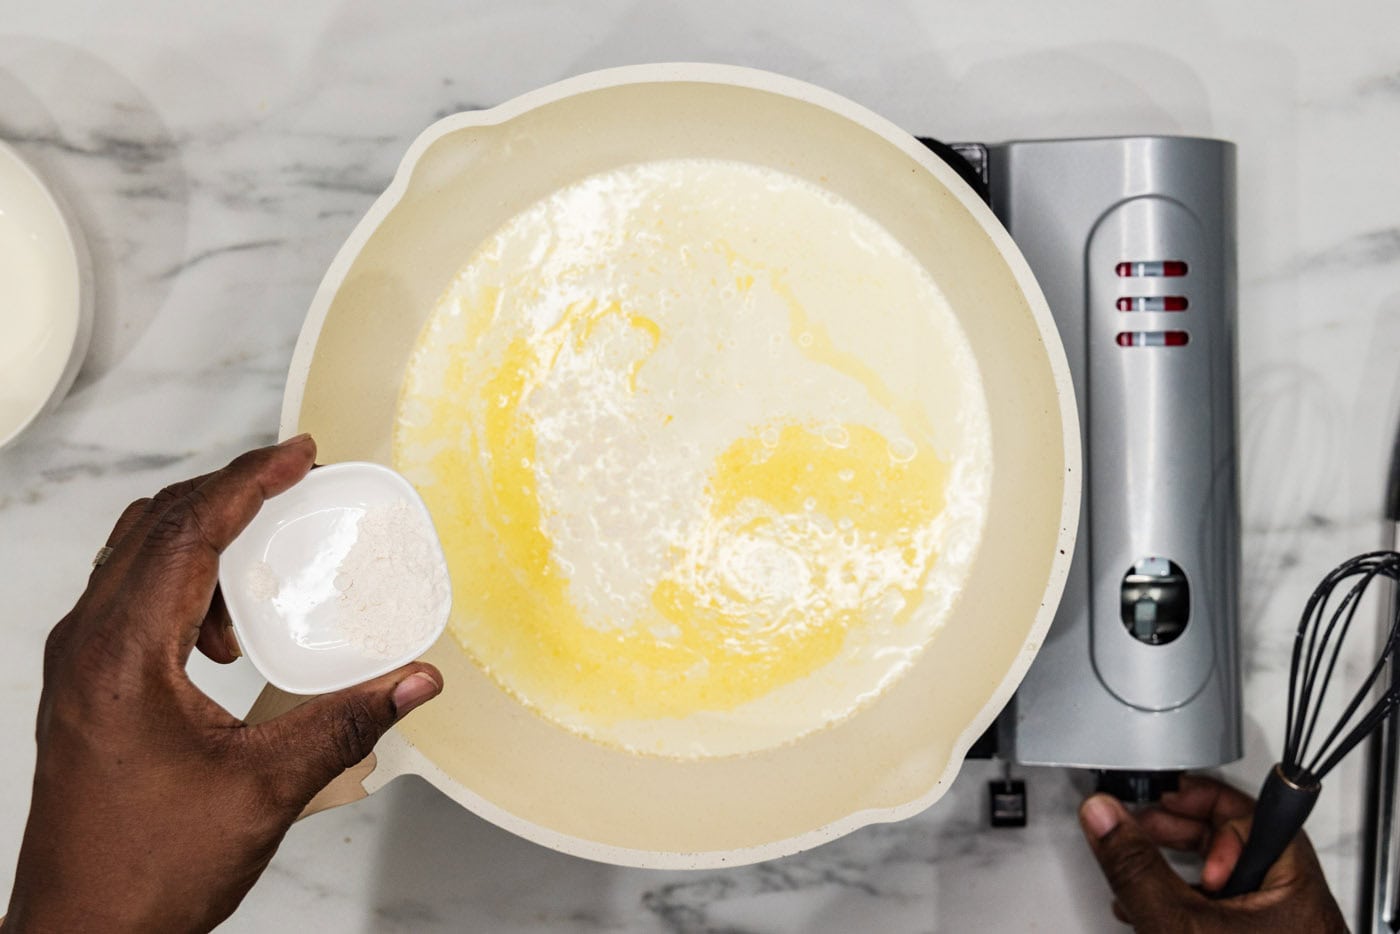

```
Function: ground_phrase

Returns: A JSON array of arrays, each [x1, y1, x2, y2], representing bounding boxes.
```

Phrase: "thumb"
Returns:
[[1080, 794, 1197, 927], [254, 662, 443, 803]]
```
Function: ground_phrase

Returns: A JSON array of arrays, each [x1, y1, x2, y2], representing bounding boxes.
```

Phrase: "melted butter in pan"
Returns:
[[394, 159, 991, 757]]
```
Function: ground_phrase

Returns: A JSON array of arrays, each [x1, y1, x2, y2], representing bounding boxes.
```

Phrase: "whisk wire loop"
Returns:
[[1298, 564, 1386, 770], [1283, 552, 1400, 782], [1222, 551, 1400, 897]]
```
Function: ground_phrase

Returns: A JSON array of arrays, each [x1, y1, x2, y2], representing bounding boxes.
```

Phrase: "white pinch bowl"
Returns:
[[219, 461, 452, 695]]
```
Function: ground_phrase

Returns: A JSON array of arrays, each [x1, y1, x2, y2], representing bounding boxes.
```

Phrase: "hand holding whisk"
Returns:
[[1222, 550, 1400, 896]]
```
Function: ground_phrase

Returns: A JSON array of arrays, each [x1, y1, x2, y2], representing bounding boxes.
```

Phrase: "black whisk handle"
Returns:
[[1219, 763, 1321, 898]]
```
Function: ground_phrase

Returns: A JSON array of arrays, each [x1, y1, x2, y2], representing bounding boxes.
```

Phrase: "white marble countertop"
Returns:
[[3, 1, 1400, 930]]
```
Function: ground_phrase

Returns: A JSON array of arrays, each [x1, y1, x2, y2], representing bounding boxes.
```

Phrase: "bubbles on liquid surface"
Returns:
[[888, 438, 918, 464], [822, 425, 851, 449]]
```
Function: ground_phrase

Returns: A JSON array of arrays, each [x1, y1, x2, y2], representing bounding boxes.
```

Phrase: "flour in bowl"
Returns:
[[246, 499, 449, 659], [245, 561, 280, 601]]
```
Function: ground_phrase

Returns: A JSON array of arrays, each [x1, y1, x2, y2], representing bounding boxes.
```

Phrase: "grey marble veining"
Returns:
[[2, 1, 1399, 931]]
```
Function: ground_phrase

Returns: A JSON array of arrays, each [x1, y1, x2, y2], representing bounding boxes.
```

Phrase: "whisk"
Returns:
[[1222, 550, 1400, 896]]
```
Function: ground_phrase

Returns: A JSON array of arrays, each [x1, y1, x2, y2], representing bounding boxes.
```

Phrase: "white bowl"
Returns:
[[0, 140, 91, 450], [219, 462, 453, 695]]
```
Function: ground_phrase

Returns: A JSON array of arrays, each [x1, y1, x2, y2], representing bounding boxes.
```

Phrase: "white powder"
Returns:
[[331, 500, 449, 658], [246, 561, 280, 601], [246, 499, 449, 659]]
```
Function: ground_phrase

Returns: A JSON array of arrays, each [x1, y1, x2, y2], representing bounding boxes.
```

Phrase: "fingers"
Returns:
[[142, 437, 315, 561], [1158, 774, 1256, 827], [124, 437, 316, 655], [1111, 899, 1131, 925], [252, 662, 443, 807], [1080, 794, 1200, 927], [94, 472, 216, 581], [104, 497, 154, 551], [1201, 816, 1249, 892], [1156, 775, 1257, 895], [1271, 825, 1328, 886], [1136, 806, 1212, 854], [1202, 815, 1326, 897], [88, 497, 153, 583], [1193, 804, 1321, 896], [193, 588, 241, 664]]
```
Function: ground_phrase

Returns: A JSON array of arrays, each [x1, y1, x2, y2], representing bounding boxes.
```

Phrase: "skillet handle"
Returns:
[[244, 683, 378, 819]]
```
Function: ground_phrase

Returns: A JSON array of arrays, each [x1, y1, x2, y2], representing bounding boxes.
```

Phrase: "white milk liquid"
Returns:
[[395, 159, 992, 757]]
